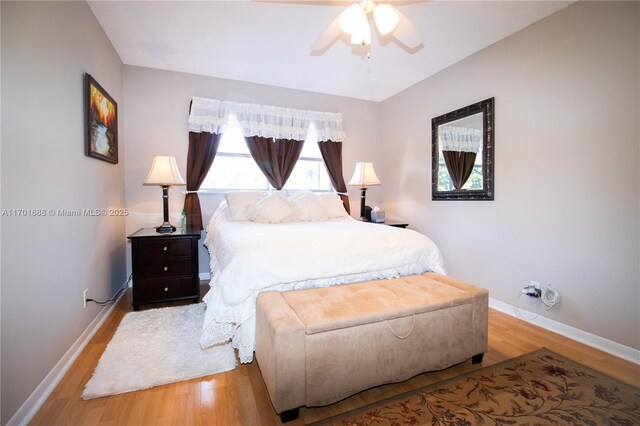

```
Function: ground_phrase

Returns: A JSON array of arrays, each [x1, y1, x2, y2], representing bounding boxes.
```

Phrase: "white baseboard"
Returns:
[[7, 278, 131, 426], [199, 272, 211, 281], [489, 297, 640, 365]]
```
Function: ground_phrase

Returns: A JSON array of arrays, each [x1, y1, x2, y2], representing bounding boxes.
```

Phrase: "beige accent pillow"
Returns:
[[224, 191, 266, 221], [250, 193, 295, 223], [317, 193, 349, 218]]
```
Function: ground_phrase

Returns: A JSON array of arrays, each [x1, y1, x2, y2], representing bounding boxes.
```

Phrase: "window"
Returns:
[[283, 128, 332, 191], [200, 116, 332, 191]]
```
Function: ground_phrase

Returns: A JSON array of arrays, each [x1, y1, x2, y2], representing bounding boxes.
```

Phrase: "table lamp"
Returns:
[[348, 161, 381, 221], [144, 155, 186, 234]]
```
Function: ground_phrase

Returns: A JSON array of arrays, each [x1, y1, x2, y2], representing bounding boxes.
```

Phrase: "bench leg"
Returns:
[[472, 353, 484, 364], [280, 408, 299, 423]]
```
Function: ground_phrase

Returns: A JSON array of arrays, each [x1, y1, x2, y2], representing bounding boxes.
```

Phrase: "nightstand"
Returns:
[[128, 227, 201, 311]]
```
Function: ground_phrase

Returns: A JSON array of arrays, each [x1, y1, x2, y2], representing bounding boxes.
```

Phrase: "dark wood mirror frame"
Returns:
[[431, 97, 494, 201]]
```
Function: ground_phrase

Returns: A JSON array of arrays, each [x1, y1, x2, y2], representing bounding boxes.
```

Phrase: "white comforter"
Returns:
[[201, 204, 446, 363]]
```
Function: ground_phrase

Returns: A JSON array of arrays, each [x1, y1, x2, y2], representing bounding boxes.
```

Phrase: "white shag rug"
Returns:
[[82, 303, 236, 399]]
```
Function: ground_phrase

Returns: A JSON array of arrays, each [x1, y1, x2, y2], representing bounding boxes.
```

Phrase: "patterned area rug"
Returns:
[[314, 348, 640, 426]]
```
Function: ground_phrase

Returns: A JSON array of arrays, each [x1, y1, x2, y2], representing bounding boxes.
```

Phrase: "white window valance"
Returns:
[[439, 125, 483, 153], [188, 96, 346, 142]]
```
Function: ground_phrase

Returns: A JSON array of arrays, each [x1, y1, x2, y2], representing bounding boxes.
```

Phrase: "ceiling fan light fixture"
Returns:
[[312, 0, 422, 53], [350, 20, 371, 45], [373, 4, 399, 35], [339, 4, 366, 35]]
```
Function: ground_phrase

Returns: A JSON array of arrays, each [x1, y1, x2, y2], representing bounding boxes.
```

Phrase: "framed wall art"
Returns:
[[85, 73, 118, 164]]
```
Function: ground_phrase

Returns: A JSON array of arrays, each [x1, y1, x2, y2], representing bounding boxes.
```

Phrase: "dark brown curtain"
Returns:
[[245, 136, 304, 190], [442, 150, 476, 190], [318, 140, 350, 214], [184, 131, 221, 229]]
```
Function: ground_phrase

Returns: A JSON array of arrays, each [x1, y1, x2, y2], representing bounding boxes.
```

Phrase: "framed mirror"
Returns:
[[431, 97, 494, 200]]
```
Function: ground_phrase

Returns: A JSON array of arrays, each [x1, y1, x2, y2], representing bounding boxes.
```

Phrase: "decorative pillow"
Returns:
[[250, 193, 295, 224], [317, 193, 349, 218], [289, 192, 328, 221], [224, 191, 266, 221], [284, 189, 313, 200]]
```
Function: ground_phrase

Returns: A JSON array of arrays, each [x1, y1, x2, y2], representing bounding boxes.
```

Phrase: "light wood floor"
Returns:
[[31, 284, 639, 425]]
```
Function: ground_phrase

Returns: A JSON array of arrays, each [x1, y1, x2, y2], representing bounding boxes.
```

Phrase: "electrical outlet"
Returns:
[[83, 289, 88, 308]]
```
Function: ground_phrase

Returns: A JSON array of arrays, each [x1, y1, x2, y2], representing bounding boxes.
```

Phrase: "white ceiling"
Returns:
[[88, 1, 572, 102]]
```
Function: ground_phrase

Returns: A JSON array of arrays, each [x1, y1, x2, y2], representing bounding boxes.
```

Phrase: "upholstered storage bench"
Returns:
[[255, 272, 489, 422]]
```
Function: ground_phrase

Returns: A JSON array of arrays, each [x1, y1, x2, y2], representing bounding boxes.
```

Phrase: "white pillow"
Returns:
[[224, 191, 266, 221], [284, 189, 313, 200], [317, 193, 349, 218], [289, 192, 328, 221], [250, 193, 295, 224]]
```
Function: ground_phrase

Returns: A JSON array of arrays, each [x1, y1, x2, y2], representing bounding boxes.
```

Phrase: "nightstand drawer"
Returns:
[[137, 277, 193, 301], [138, 257, 193, 279], [136, 238, 192, 258]]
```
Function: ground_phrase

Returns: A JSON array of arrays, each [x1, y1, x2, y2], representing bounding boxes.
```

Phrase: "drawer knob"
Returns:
[[163, 246, 168, 251], [163, 267, 168, 272], [164, 287, 169, 292]]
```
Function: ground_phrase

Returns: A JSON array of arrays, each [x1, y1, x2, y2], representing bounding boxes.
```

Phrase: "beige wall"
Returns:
[[123, 66, 382, 274], [1, 1, 126, 423], [379, 1, 640, 350]]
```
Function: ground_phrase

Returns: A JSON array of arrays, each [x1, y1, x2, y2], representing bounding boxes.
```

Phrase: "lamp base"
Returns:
[[155, 222, 176, 234], [359, 187, 368, 221], [155, 185, 176, 234]]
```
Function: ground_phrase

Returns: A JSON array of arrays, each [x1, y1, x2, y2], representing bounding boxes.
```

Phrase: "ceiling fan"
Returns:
[[311, 0, 423, 53]]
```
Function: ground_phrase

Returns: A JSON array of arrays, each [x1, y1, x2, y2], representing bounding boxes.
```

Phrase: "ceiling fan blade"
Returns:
[[385, 4, 423, 48], [311, 14, 343, 52]]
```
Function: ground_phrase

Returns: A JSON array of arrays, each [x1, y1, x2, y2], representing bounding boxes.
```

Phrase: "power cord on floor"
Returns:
[[86, 274, 132, 306]]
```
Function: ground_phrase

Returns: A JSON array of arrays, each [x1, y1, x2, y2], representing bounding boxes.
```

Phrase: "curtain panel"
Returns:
[[318, 141, 350, 214], [442, 151, 476, 190], [245, 136, 304, 190], [187, 96, 346, 142], [184, 131, 221, 229]]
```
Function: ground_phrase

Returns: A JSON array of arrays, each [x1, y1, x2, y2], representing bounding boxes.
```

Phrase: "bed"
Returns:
[[201, 192, 446, 363]]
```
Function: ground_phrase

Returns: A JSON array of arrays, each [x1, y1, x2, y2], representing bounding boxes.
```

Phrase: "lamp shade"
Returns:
[[339, 4, 366, 35], [143, 155, 186, 186], [348, 162, 381, 187], [373, 4, 399, 35]]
